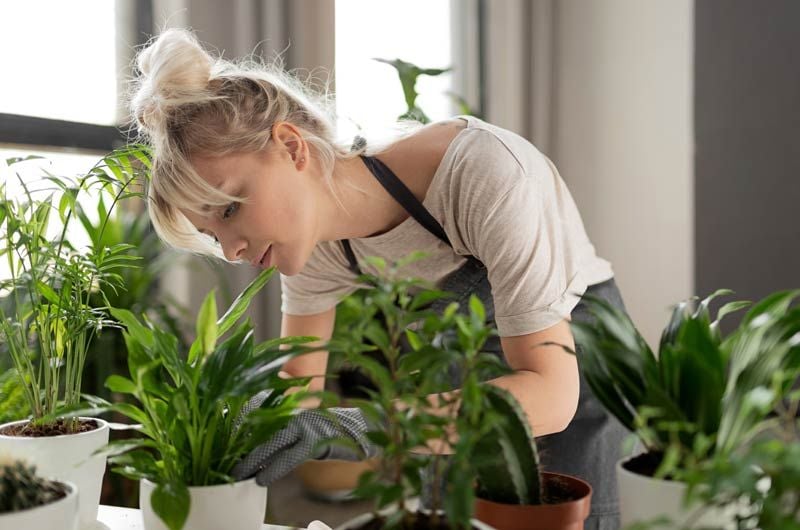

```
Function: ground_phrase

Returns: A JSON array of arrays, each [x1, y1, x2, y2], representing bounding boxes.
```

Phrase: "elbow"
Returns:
[[550, 372, 580, 434]]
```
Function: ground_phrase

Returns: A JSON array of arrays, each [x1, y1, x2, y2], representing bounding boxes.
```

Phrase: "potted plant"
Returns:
[[325, 254, 499, 529], [0, 146, 149, 526], [76, 267, 321, 530], [558, 289, 800, 528], [466, 384, 593, 530], [682, 354, 800, 529], [0, 457, 79, 530]]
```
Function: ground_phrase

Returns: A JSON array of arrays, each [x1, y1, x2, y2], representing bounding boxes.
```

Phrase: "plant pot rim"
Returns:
[[0, 480, 77, 517], [141, 476, 260, 491], [476, 471, 593, 508], [616, 454, 689, 491], [0, 417, 109, 440]]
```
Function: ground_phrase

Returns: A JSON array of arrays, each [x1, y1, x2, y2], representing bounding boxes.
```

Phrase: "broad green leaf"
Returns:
[[151, 482, 190, 530]]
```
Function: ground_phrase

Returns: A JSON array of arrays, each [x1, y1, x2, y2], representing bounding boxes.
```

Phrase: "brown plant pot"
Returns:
[[296, 458, 379, 501], [474, 472, 592, 530]]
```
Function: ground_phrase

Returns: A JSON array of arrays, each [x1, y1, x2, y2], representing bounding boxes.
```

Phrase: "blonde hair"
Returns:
[[129, 28, 415, 259]]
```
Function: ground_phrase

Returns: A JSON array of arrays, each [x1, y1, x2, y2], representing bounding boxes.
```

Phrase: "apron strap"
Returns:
[[340, 154, 452, 275]]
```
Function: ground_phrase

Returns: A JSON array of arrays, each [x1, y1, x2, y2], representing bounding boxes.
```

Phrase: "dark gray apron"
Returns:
[[340, 154, 628, 530]]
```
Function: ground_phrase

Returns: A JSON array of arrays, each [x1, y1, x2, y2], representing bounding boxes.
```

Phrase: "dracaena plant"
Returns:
[[78, 268, 320, 530], [0, 146, 150, 433], [560, 288, 800, 479], [682, 364, 800, 530], [327, 253, 511, 529]]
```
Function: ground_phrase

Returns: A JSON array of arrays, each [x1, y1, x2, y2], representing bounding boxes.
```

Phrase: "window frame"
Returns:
[[0, 1, 153, 152]]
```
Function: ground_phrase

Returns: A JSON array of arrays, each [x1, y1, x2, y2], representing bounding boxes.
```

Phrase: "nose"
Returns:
[[219, 232, 248, 262]]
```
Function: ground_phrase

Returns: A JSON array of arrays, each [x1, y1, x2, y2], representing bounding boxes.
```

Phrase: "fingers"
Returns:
[[231, 434, 294, 481], [254, 441, 310, 486]]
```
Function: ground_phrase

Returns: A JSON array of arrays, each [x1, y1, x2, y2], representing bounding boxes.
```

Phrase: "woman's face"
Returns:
[[181, 131, 320, 276]]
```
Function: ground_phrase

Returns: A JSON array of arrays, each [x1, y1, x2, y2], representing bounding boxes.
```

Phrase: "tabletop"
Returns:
[[94, 505, 302, 530]]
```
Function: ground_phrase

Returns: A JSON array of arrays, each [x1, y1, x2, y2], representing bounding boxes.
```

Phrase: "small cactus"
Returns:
[[474, 385, 542, 505], [0, 458, 67, 513]]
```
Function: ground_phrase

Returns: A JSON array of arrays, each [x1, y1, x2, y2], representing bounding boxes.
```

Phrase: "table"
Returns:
[[95, 505, 301, 530]]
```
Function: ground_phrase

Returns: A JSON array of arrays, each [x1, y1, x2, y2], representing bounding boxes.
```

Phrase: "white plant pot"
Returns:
[[617, 456, 743, 529], [336, 509, 496, 530], [0, 417, 109, 528], [140, 478, 268, 530], [0, 480, 79, 530]]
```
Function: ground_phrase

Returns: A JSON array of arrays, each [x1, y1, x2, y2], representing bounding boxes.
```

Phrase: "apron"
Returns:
[[339, 154, 628, 530]]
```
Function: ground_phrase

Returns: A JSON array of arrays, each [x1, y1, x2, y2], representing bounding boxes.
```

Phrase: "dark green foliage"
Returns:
[[565, 288, 800, 479], [66, 268, 321, 530], [327, 253, 514, 529]]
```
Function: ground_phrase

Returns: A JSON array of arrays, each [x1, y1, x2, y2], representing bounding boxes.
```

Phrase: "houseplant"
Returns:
[[325, 253, 498, 529], [0, 456, 79, 530], [0, 145, 150, 526], [466, 384, 593, 530], [559, 289, 800, 528], [76, 267, 322, 530], [682, 353, 800, 529]]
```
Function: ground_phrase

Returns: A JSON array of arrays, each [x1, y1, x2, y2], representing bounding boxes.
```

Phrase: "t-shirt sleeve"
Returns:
[[456, 139, 588, 337], [280, 243, 359, 316]]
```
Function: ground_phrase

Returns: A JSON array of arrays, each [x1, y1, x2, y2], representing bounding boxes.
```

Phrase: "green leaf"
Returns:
[[151, 482, 190, 530], [190, 291, 218, 364], [105, 375, 137, 395], [217, 268, 274, 335]]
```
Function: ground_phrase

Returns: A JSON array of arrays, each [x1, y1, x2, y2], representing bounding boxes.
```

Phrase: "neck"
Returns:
[[315, 155, 406, 242]]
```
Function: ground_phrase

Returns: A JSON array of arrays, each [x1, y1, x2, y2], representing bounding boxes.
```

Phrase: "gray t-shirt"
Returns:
[[280, 116, 614, 336]]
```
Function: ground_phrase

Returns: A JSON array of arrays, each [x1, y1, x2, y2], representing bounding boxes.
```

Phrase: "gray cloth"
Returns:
[[232, 399, 378, 486]]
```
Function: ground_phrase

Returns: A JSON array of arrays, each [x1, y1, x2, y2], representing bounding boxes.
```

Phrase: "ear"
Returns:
[[272, 121, 309, 169]]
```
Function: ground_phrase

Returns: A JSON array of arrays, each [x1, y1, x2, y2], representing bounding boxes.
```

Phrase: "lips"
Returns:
[[259, 245, 272, 268]]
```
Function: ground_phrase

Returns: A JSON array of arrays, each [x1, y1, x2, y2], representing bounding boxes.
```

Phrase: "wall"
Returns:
[[551, 0, 694, 346]]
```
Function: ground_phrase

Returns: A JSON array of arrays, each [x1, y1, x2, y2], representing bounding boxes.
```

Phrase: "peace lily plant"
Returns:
[[0, 146, 150, 526], [76, 267, 321, 530]]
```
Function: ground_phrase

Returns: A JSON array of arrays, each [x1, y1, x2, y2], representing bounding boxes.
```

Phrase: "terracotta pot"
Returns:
[[140, 477, 267, 530], [0, 480, 78, 530], [336, 509, 496, 530], [473, 472, 592, 530], [0, 417, 109, 528], [296, 458, 378, 501]]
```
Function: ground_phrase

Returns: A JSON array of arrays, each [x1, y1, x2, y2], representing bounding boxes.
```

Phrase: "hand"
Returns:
[[231, 404, 379, 486]]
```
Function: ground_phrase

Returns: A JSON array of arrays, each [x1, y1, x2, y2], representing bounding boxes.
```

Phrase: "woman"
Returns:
[[132, 28, 630, 529]]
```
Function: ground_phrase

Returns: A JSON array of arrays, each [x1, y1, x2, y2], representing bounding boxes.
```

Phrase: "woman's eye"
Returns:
[[222, 202, 239, 219]]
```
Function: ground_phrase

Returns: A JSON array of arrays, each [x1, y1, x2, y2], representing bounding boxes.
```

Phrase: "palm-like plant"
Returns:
[[0, 146, 150, 433], [562, 288, 800, 478]]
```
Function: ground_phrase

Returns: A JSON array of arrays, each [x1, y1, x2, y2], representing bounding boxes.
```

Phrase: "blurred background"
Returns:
[[1, 0, 798, 527]]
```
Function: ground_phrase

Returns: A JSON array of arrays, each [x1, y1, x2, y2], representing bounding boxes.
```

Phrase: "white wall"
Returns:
[[551, 0, 694, 347]]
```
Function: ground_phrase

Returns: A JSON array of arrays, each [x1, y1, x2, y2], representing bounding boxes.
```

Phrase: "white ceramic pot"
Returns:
[[140, 478, 268, 530], [336, 510, 497, 530], [0, 480, 79, 530], [0, 417, 109, 528], [617, 456, 743, 529]]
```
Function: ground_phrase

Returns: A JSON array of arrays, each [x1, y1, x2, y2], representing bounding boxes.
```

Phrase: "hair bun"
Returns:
[[131, 28, 214, 133]]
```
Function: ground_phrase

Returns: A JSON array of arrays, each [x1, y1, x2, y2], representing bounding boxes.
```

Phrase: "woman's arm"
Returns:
[[491, 319, 579, 435], [279, 306, 337, 407]]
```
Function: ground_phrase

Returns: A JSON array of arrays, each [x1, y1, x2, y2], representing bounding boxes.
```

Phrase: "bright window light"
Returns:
[[0, 148, 105, 283], [0, 1, 119, 125], [334, 0, 452, 139]]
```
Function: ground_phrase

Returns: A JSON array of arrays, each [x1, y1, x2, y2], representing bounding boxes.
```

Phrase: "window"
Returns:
[[0, 1, 151, 151], [0, 1, 119, 125], [0, 1, 152, 282], [334, 0, 454, 139]]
